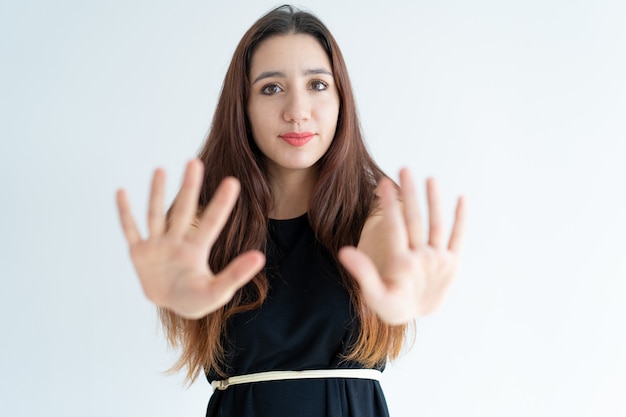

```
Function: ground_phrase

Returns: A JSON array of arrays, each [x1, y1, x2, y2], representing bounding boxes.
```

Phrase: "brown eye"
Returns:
[[261, 84, 283, 95], [309, 80, 328, 91]]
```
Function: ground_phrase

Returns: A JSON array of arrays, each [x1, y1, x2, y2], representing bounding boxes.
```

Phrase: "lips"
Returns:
[[280, 132, 314, 147]]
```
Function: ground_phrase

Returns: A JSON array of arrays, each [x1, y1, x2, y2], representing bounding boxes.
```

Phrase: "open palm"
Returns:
[[116, 159, 265, 319], [339, 168, 466, 324]]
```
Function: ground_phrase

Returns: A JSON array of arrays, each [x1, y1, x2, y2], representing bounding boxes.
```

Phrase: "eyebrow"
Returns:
[[251, 68, 333, 85]]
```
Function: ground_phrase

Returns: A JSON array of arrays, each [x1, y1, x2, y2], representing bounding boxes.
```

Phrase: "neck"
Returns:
[[268, 166, 318, 220]]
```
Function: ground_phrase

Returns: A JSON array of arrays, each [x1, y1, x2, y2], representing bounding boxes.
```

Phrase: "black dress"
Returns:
[[205, 214, 389, 417]]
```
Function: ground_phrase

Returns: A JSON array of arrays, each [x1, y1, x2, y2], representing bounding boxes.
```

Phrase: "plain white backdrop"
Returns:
[[1, 0, 625, 416]]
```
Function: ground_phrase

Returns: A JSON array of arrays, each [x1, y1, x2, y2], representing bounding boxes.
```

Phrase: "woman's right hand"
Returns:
[[116, 159, 266, 319]]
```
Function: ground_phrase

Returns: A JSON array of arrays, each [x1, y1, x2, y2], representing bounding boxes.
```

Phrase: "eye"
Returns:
[[309, 80, 328, 91], [261, 83, 283, 95]]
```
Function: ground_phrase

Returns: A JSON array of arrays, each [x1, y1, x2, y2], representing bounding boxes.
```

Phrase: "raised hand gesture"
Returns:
[[116, 159, 266, 319], [339, 168, 466, 325]]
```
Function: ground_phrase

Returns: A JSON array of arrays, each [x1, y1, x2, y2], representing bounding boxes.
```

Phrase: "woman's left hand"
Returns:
[[338, 168, 466, 325]]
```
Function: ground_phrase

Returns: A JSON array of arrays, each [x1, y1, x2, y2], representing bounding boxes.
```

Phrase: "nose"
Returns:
[[283, 90, 311, 123]]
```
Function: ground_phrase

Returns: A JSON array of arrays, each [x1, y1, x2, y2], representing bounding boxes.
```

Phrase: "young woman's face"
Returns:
[[247, 34, 340, 178]]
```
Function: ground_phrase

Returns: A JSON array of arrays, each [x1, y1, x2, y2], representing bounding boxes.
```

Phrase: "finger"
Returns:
[[426, 178, 444, 248], [206, 251, 266, 309], [378, 178, 408, 251], [168, 159, 204, 237], [147, 168, 166, 237], [116, 189, 142, 245], [338, 247, 387, 306], [399, 168, 424, 249], [448, 196, 467, 253], [194, 177, 241, 251]]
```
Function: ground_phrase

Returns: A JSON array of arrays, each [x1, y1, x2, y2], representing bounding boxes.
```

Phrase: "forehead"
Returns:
[[249, 34, 332, 74]]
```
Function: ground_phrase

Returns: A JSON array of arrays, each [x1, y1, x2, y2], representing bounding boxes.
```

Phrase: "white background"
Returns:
[[1, 0, 625, 416]]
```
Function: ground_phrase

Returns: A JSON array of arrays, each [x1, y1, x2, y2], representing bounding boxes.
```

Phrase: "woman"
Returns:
[[116, 5, 465, 416]]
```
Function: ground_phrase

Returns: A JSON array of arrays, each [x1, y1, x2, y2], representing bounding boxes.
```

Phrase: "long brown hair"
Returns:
[[160, 4, 409, 383]]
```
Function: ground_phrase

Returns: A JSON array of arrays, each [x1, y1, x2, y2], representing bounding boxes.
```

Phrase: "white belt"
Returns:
[[211, 369, 382, 391]]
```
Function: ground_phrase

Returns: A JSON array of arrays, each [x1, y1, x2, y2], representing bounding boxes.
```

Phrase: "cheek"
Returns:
[[247, 105, 266, 137], [322, 102, 340, 132], [249, 101, 278, 129]]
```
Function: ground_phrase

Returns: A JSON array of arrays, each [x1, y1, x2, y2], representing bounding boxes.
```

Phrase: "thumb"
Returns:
[[207, 251, 266, 307], [338, 247, 386, 305]]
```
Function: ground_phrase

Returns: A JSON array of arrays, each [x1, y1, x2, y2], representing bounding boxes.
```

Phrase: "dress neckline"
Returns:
[[267, 213, 309, 253], [268, 212, 308, 223]]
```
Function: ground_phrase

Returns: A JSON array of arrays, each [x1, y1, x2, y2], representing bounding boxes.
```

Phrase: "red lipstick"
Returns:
[[280, 132, 314, 147]]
